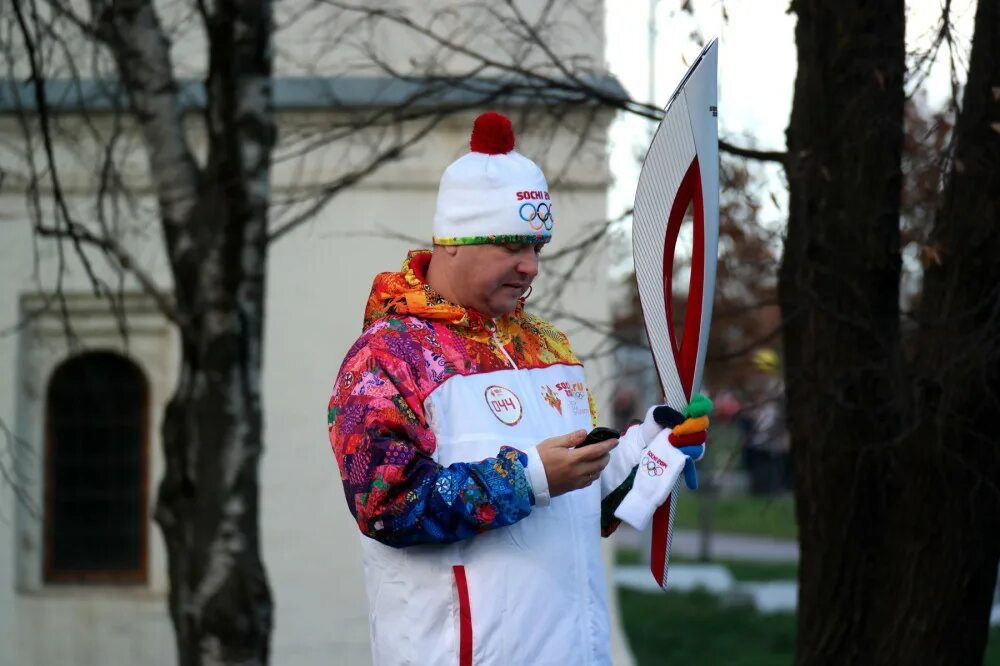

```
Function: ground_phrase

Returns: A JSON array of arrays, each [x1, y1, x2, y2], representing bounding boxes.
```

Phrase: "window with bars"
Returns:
[[44, 351, 149, 584]]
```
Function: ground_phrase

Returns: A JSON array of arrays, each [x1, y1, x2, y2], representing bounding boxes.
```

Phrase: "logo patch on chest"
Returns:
[[542, 386, 563, 414], [485, 385, 523, 426], [542, 380, 590, 417]]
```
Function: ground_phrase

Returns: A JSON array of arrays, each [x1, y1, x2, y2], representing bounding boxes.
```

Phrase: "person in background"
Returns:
[[744, 348, 790, 494]]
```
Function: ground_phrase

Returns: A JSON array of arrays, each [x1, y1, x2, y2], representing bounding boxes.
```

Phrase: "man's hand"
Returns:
[[537, 430, 619, 498]]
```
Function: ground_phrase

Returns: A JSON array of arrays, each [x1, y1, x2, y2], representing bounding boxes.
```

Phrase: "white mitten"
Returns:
[[601, 405, 663, 498], [613, 429, 688, 530], [600, 405, 685, 499]]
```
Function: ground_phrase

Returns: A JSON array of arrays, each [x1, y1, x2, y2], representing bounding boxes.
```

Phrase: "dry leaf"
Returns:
[[921, 244, 944, 268], [991, 123, 1000, 135]]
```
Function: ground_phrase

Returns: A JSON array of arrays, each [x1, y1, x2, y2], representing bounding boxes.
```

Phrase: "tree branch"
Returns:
[[267, 113, 446, 243], [34, 222, 179, 324], [0, 417, 37, 516], [719, 138, 787, 165], [321, 2, 789, 166], [89, 0, 201, 250]]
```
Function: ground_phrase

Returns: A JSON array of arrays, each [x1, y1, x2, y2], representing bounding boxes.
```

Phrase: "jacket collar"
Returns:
[[363, 250, 524, 343]]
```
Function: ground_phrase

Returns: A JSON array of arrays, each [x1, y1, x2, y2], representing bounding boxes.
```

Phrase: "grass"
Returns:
[[619, 588, 796, 666], [617, 587, 1000, 666], [989, 633, 1000, 664], [672, 493, 798, 540]]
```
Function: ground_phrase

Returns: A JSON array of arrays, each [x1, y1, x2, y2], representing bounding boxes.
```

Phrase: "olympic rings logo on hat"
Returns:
[[641, 453, 665, 477], [519, 202, 554, 231]]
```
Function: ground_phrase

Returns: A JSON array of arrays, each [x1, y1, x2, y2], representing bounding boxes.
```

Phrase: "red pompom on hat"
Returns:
[[469, 111, 515, 154]]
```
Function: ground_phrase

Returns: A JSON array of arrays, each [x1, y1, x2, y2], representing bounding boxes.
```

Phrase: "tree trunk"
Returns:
[[872, 0, 1000, 662], [156, 172, 274, 665], [157, 2, 276, 663], [158, 303, 271, 665], [96, 0, 277, 662], [780, 0, 906, 662], [784, 0, 1000, 662]]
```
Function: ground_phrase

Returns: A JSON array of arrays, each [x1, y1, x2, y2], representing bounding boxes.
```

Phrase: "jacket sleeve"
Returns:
[[328, 337, 536, 548], [601, 466, 638, 537]]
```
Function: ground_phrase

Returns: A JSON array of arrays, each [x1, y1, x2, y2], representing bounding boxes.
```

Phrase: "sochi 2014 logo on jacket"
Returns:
[[485, 385, 523, 426], [516, 190, 554, 232], [541, 380, 589, 417]]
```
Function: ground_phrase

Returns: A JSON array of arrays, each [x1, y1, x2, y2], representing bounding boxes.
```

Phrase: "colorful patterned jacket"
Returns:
[[329, 250, 621, 666]]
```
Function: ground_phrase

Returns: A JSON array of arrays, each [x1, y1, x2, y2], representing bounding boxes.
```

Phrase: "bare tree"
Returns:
[[876, 0, 1000, 659], [782, 0, 999, 663]]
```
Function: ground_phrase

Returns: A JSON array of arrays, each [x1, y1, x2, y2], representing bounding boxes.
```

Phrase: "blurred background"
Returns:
[[1, 0, 998, 664]]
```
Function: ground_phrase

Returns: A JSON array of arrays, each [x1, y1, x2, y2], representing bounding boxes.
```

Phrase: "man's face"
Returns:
[[451, 242, 543, 318]]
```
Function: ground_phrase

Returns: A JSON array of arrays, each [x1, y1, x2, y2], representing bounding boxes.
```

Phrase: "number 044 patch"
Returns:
[[484, 385, 523, 426]]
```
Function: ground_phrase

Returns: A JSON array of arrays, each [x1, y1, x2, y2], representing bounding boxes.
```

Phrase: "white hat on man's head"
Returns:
[[433, 112, 554, 246]]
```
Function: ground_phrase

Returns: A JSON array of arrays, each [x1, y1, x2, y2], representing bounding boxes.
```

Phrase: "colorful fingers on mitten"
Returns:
[[668, 394, 713, 448], [675, 393, 713, 488]]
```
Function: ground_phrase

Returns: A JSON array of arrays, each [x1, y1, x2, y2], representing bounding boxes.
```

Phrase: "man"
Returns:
[[328, 112, 709, 665]]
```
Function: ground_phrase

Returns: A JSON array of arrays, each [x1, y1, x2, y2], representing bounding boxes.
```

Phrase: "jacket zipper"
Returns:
[[488, 320, 518, 369]]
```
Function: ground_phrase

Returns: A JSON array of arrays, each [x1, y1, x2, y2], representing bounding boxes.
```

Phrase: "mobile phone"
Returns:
[[577, 426, 620, 448]]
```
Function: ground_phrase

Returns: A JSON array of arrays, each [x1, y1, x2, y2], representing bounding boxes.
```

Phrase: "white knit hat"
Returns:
[[433, 112, 554, 246]]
